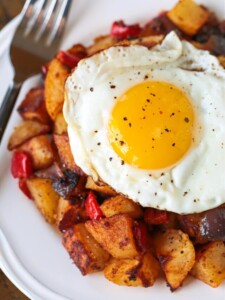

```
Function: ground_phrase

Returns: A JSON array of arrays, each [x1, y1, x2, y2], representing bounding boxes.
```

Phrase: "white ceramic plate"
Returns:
[[0, 1, 225, 299]]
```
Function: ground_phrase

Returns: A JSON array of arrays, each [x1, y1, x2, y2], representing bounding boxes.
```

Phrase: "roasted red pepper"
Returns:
[[18, 179, 33, 200], [134, 221, 149, 252], [11, 151, 33, 179], [57, 50, 81, 69], [85, 191, 104, 220], [110, 20, 142, 38], [144, 208, 168, 225]]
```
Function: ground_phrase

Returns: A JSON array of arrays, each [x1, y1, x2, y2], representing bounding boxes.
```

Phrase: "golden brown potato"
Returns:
[[53, 112, 67, 134], [100, 195, 143, 219], [8, 120, 50, 150], [191, 241, 225, 287], [167, 0, 210, 35], [19, 135, 54, 170], [17, 88, 51, 125], [26, 178, 59, 224], [154, 229, 195, 291], [56, 197, 72, 226], [85, 214, 140, 259], [115, 35, 164, 48], [85, 176, 117, 196], [104, 252, 160, 287], [62, 223, 110, 275], [53, 134, 81, 173], [87, 35, 117, 56], [218, 56, 225, 68], [45, 58, 69, 120]]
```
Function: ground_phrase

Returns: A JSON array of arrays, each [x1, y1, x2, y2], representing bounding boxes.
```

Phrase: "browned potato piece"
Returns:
[[17, 88, 51, 125], [191, 241, 225, 287], [53, 134, 82, 174], [218, 56, 225, 68], [85, 176, 117, 196], [54, 112, 67, 134], [27, 178, 59, 224], [8, 120, 50, 150], [67, 43, 87, 58], [87, 35, 117, 56], [45, 58, 69, 120], [85, 214, 140, 259], [56, 197, 72, 226], [154, 229, 195, 291], [62, 223, 110, 275], [104, 252, 160, 287], [115, 35, 164, 48], [100, 195, 143, 219], [167, 0, 210, 35], [19, 135, 54, 170]]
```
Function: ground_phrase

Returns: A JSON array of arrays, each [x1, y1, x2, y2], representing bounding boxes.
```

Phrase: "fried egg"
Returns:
[[64, 32, 225, 214]]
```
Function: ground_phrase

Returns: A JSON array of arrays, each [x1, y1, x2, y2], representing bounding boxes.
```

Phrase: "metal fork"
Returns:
[[0, 0, 72, 143]]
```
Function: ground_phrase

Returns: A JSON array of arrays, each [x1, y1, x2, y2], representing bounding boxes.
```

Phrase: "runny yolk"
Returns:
[[108, 81, 194, 170]]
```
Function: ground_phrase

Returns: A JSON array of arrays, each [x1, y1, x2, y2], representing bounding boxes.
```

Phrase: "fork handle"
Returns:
[[0, 83, 21, 144]]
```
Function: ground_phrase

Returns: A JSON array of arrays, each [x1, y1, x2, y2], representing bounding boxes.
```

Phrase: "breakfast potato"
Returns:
[[219, 56, 225, 68], [167, 0, 210, 35], [104, 252, 160, 287], [100, 195, 143, 219], [45, 58, 69, 120], [87, 35, 117, 56], [19, 135, 55, 170], [154, 229, 195, 291], [56, 197, 72, 226], [53, 134, 81, 173], [54, 112, 68, 134], [26, 178, 59, 224], [85, 176, 117, 196], [85, 214, 140, 259], [191, 241, 225, 287], [17, 88, 51, 125], [62, 223, 110, 275], [8, 120, 50, 150], [116, 35, 164, 48]]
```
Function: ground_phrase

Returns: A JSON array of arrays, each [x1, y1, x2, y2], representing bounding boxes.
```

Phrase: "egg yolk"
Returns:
[[108, 81, 194, 170]]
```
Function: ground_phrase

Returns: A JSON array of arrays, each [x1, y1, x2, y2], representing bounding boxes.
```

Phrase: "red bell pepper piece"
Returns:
[[18, 179, 33, 200], [110, 20, 142, 38], [57, 51, 81, 69], [11, 151, 33, 179], [144, 208, 168, 225], [133, 221, 149, 252], [85, 191, 104, 220]]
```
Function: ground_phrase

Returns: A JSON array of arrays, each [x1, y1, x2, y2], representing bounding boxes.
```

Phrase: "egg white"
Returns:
[[64, 32, 225, 214]]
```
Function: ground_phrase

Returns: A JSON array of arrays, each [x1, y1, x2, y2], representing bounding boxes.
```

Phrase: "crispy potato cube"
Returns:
[[100, 195, 143, 219], [54, 112, 67, 134], [87, 35, 117, 56], [45, 58, 69, 120], [53, 134, 79, 172], [17, 88, 51, 125], [27, 178, 59, 224], [8, 120, 50, 150], [62, 223, 110, 275], [85, 176, 117, 196], [218, 56, 225, 68], [56, 197, 72, 226], [104, 252, 160, 287], [19, 135, 54, 170], [85, 214, 140, 259], [191, 241, 225, 287], [167, 0, 210, 35], [154, 229, 195, 291]]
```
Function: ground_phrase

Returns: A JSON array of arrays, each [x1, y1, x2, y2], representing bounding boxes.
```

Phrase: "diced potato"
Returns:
[[87, 35, 117, 56], [167, 0, 210, 35], [17, 88, 51, 125], [191, 241, 225, 287], [115, 35, 164, 48], [53, 134, 81, 173], [218, 55, 225, 68], [62, 223, 110, 275], [100, 195, 143, 219], [26, 178, 59, 224], [19, 135, 54, 170], [54, 112, 67, 134], [67, 43, 87, 58], [85, 214, 140, 259], [104, 252, 160, 287], [85, 176, 117, 196], [8, 120, 50, 150], [45, 58, 69, 120], [56, 197, 72, 226], [154, 229, 195, 291]]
